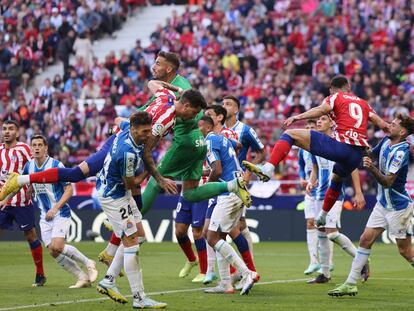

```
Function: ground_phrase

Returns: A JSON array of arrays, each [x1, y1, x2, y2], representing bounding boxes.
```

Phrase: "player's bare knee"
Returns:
[[239, 218, 246, 231], [192, 227, 203, 240], [175, 223, 188, 238], [49, 244, 63, 258], [359, 233, 373, 249], [306, 218, 315, 229], [23, 228, 37, 243]]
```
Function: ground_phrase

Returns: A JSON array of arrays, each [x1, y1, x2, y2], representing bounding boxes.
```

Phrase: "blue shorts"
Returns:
[[0, 205, 35, 231], [310, 130, 364, 177], [175, 196, 208, 228], [205, 197, 217, 219], [85, 134, 116, 176]]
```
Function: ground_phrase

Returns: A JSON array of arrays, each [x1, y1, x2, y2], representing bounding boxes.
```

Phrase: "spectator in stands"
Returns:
[[81, 77, 101, 99], [57, 29, 76, 78], [6, 57, 22, 96], [64, 70, 83, 93], [39, 78, 56, 100], [73, 31, 94, 67]]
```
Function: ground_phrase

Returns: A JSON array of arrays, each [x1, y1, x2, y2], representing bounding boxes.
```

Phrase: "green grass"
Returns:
[[1, 241, 413, 310]]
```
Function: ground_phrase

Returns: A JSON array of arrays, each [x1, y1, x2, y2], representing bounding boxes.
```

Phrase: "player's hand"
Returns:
[[159, 177, 177, 194], [45, 207, 59, 221], [305, 179, 317, 195], [353, 192, 366, 211], [283, 116, 298, 129], [362, 156, 373, 171], [0, 199, 7, 211], [300, 178, 307, 188]]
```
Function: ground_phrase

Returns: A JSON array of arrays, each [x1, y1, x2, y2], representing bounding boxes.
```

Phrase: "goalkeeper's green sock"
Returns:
[[183, 182, 229, 202], [141, 177, 161, 216]]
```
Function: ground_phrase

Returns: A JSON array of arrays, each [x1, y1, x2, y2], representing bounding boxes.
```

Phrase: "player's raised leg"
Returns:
[[0, 134, 117, 200]]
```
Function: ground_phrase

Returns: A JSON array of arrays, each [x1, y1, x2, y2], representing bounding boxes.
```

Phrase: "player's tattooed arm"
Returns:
[[284, 101, 332, 128], [363, 156, 397, 188], [351, 169, 366, 210], [207, 161, 222, 183], [143, 134, 177, 194], [147, 80, 183, 95]]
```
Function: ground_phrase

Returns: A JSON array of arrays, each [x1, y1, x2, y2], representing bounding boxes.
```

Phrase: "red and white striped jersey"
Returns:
[[0, 142, 32, 207], [145, 88, 177, 137], [324, 92, 374, 147], [200, 127, 239, 185]]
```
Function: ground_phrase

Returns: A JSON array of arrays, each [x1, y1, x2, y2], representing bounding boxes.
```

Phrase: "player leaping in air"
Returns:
[[243, 75, 390, 227]]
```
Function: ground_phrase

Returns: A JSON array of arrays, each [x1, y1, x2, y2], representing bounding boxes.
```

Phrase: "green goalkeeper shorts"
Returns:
[[157, 129, 207, 181]]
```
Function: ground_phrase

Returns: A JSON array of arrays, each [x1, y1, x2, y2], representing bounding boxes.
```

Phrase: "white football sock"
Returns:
[[318, 232, 330, 278], [346, 247, 371, 284], [329, 239, 334, 266], [214, 239, 248, 275], [206, 243, 216, 274], [328, 231, 357, 257], [241, 227, 254, 257], [106, 242, 119, 257], [63, 244, 90, 266], [106, 244, 124, 278], [124, 245, 145, 299], [55, 253, 86, 279], [17, 175, 30, 186], [263, 162, 275, 176], [216, 250, 231, 286], [306, 228, 318, 264]]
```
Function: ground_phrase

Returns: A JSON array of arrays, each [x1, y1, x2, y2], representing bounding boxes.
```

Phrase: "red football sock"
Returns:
[[109, 232, 121, 246], [269, 140, 292, 166], [197, 249, 207, 274], [29, 241, 44, 276], [241, 250, 256, 272], [177, 236, 196, 262], [230, 265, 236, 274], [29, 168, 58, 184], [322, 187, 341, 212]]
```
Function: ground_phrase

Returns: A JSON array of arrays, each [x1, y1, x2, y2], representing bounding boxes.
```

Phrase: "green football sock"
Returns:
[[183, 182, 228, 202], [141, 177, 161, 216]]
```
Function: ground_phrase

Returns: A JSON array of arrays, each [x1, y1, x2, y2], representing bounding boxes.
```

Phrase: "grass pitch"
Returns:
[[1, 241, 413, 311]]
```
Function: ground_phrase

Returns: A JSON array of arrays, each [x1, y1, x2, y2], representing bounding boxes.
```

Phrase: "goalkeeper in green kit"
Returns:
[[98, 52, 251, 275]]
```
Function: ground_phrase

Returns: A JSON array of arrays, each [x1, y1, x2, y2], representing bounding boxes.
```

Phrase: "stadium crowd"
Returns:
[[1, 0, 414, 193]]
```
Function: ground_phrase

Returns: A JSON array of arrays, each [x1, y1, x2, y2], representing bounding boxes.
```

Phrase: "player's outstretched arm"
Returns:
[[284, 103, 332, 128], [147, 80, 183, 95], [369, 113, 391, 133], [363, 156, 397, 188], [142, 134, 177, 194]]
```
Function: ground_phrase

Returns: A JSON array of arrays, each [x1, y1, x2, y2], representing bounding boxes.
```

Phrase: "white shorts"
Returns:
[[98, 193, 142, 238], [304, 195, 317, 219], [209, 193, 244, 233], [40, 216, 71, 247], [366, 202, 413, 239], [315, 200, 342, 229]]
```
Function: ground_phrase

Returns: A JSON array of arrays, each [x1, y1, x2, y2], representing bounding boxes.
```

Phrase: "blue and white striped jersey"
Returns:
[[227, 120, 264, 168], [298, 148, 316, 197], [372, 137, 411, 211], [23, 157, 71, 219], [312, 155, 344, 201], [205, 132, 242, 189], [96, 122, 144, 199]]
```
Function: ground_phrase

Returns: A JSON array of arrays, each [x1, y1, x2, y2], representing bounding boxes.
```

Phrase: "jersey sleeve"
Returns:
[[206, 137, 220, 166], [20, 144, 32, 162], [324, 92, 339, 109], [151, 105, 176, 137], [120, 120, 130, 131], [298, 149, 305, 179], [246, 127, 264, 151], [389, 148, 408, 174], [121, 150, 138, 178], [22, 162, 30, 175]]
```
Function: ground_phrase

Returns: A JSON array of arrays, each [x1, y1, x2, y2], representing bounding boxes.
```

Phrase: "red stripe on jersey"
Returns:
[[220, 128, 238, 141], [145, 91, 177, 137], [0, 143, 32, 207]]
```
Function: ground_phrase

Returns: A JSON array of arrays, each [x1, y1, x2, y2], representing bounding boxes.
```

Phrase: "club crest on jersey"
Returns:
[[11, 155, 17, 163], [126, 220, 134, 229]]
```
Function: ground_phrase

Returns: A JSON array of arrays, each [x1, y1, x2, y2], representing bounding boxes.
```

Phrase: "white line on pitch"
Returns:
[[0, 278, 310, 311]]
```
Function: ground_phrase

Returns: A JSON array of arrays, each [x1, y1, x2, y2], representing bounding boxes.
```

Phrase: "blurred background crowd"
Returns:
[[1, 0, 413, 195]]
